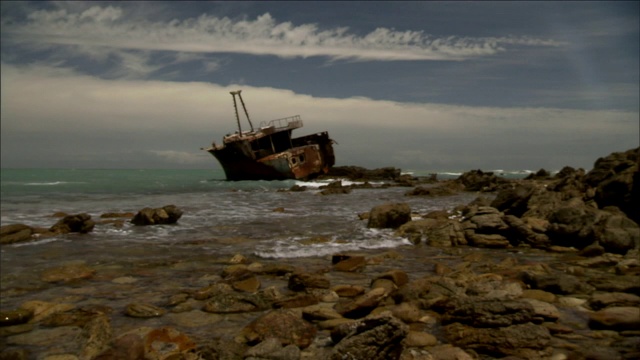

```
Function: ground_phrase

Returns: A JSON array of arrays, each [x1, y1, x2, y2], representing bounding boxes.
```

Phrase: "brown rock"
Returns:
[[403, 331, 437, 347], [273, 294, 318, 309], [334, 287, 388, 319], [374, 269, 409, 287], [0, 224, 34, 244], [589, 306, 640, 331], [288, 272, 330, 291], [333, 255, 367, 272], [367, 202, 412, 229], [239, 309, 317, 349], [332, 285, 366, 298], [41, 262, 96, 283]]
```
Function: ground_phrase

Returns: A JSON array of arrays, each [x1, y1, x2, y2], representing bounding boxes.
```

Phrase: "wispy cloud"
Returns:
[[2, 6, 566, 63]]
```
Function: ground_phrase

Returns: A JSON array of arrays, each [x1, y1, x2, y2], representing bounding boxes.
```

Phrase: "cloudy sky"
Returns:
[[1, 1, 638, 172]]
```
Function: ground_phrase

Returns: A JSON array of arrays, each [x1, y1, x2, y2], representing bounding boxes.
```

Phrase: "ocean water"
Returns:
[[1, 168, 482, 259]]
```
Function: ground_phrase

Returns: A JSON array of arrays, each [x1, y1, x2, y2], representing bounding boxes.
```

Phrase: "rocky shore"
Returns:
[[1, 147, 639, 360]]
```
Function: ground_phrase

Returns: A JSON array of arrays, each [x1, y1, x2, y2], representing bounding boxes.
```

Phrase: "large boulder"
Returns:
[[329, 314, 408, 360], [131, 205, 182, 226], [367, 203, 411, 229], [456, 170, 507, 192], [50, 213, 95, 234], [238, 309, 317, 349], [442, 322, 551, 359], [584, 147, 639, 224]]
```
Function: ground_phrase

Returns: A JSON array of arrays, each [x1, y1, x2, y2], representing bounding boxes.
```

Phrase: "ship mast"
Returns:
[[230, 90, 254, 133]]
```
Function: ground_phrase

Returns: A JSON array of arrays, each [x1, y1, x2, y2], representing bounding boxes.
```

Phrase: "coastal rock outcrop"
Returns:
[[367, 202, 411, 229], [0, 224, 34, 244], [130, 205, 183, 226], [49, 213, 95, 234]]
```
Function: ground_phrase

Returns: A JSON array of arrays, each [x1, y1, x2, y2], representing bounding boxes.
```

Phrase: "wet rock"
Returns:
[[125, 303, 166, 318], [403, 330, 437, 347], [333, 255, 367, 272], [435, 298, 535, 327], [331, 285, 365, 298], [288, 272, 330, 291], [20, 301, 76, 323], [0, 224, 34, 244], [302, 304, 343, 322], [273, 294, 319, 309], [0, 308, 33, 327], [374, 269, 409, 287], [245, 337, 301, 360], [442, 322, 551, 359], [320, 181, 352, 195], [41, 262, 96, 283], [405, 184, 459, 197], [81, 313, 112, 360], [5, 325, 83, 350], [130, 205, 182, 226], [588, 292, 640, 310], [367, 202, 412, 229], [202, 292, 269, 313], [391, 302, 422, 324], [239, 309, 317, 349], [521, 271, 595, 295], [589, 306, 640, 331], [466, 233, 510, 248], [521, 298, 560, 321], [397, 218, 465, 247], [102, 327, 196, 360], [334, 287, 388, 319], [329, 314, 408, 360], [50, 213, 95, 234]]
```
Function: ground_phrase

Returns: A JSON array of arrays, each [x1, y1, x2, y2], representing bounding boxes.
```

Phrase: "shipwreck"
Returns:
[[204, 90, 335, 181]]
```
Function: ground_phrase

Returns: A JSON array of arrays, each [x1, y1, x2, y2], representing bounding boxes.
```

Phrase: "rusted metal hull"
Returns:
[[208, 131, 335, 181]]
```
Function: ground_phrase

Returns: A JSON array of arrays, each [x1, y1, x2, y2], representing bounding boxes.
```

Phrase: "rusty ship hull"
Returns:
[[204, 91, 335, 181]]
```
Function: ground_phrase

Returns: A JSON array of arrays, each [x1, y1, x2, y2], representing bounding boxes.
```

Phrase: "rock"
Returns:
[[405, 184, 459, 197], [0, 224, 34, 244], [0, 308, 33, 327], [391, 302, 422, 324], [288, 272, 330, 291], [49, 213, 95, 234], [41, 262, 96, 283], [546, 202, 603, 248], [273, 294, 319, 309], [585, 147, 639, 223], [594, 212, 640, 254], [520, 271, 595, 295], [125, 303, 166, 318], [442, 322, 551, 359], [403, 331, 437, 347], [491, 184, 536, 216], [19, 301, 75, 323], [320, 181, 352, 195], [374, 269, 409, 287], [521, 289, 556, 303], [503, 214, 550, 248], [101, 327, 195, 360], [301, 305, 343, 322], [334, 287, 388, 319], [397, 218, 465, 247], [239, 309, 317, 349], [333, 255, 367, 272], [367, 202, 412, 229], [331, 285, 365, 298], [435, 298, 535, 327], [456, 169, 507, 192], [521, 298, 560, 321], [81, 314, 112, 360], [467, 207, 508, 233], [588, 292, 640, 310], [202, 292, 269, 313], [245, 337, 300, 360], [525, 168, 551, 180], [465, 233, 510, 248], [329, 314, 408, 360], [130, 205, 182, 226], [589, 306, 640, 331]]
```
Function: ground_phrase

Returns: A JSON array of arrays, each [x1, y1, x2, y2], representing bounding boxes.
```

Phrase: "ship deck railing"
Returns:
[[259, 115, 303, 131]]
